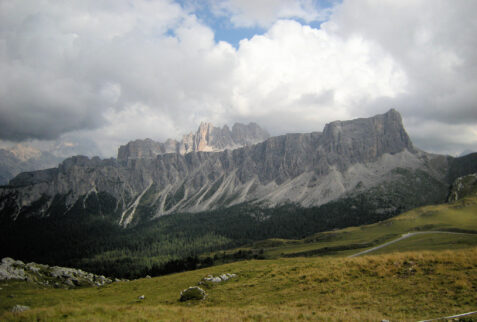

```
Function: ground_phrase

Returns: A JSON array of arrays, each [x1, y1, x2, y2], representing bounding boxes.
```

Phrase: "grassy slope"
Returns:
[[215, 196, 477, 259], [1, 248, 476, 321]]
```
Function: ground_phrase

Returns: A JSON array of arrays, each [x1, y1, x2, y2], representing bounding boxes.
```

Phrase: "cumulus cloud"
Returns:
[[324, 0, 477, 154], [229, 20, 406, 133], [0, 0, 185, 140], [0, 0, 476, 157]]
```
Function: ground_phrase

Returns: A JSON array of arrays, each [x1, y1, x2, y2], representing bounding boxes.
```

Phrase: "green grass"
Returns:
[[210, 196, 477, 259], [371, 233, 477, 255], [1, 248, 477, 321]]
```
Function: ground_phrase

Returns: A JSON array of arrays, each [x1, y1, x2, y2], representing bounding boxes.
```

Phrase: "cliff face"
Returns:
[[0, 110, 452, 227], [117, 122, 270, 161]]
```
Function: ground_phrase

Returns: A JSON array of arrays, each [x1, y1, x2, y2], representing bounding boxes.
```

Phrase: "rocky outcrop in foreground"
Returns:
[[0, 257, 114, 288]]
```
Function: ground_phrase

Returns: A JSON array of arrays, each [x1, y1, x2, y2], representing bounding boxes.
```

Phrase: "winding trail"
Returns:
[[418, 310, 477, 322], [348, 231, 476, 258]]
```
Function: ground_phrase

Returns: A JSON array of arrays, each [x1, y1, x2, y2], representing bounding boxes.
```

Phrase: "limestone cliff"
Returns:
[[0, 110, 454, 227]]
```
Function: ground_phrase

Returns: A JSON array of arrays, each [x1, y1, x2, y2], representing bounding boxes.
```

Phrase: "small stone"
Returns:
[[145, 275, 151, 279], [11, 305, 30, 313]]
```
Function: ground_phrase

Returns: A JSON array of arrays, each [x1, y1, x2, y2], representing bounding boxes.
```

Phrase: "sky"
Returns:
[[0, 0, 476, 157]]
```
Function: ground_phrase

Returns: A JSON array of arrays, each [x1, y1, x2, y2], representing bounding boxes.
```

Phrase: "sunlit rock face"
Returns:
[[117, 122, 270, 161]]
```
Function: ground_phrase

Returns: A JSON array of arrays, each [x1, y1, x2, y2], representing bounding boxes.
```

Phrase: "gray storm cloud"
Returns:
[[0, 0, 476, 156]]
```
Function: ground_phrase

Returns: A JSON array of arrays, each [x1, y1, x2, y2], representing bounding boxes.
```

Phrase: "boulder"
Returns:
[[0, 258, 26, 281], [180, 286, 207, 301]]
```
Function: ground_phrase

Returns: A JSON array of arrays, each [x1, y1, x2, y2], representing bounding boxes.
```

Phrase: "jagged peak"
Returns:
[[117, 121, 269, 160]]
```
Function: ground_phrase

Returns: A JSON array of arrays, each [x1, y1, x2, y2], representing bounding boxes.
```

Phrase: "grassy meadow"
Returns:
[[1, 248, 477, 321]]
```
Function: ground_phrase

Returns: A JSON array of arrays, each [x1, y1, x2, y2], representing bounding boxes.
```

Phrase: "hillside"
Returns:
[[1, 248, 476, 321], [212, 195, 477, 260]]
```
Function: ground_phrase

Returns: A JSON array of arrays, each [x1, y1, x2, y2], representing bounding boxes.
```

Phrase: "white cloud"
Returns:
[[229, 20, 407, 132], [0, 0, 476, 157]]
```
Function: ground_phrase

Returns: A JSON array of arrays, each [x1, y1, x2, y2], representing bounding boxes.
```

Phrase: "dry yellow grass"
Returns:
[[1, 247, 477, 321]]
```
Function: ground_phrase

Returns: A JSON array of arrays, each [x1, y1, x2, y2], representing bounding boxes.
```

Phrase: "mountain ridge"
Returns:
[[0, 109, 470, 228]]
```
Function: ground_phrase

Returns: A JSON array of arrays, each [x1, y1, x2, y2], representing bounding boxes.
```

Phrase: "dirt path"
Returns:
[[348, 231, 475, 258]]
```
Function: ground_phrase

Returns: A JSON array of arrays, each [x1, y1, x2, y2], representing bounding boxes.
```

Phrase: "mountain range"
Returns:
[[1, 109, 475, 228], [1, 109, 477, 279]]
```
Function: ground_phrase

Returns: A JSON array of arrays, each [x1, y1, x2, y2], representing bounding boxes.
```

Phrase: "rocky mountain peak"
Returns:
[[194, 122, 215, 152], [321, 109, 414, 165], [117, 122, 270, 161]]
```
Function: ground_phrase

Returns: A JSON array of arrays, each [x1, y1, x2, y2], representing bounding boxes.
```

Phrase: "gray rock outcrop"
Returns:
[[448, 173, 477, 202], [0, 257, 113, 288], [0, 258, 26, 280], [200, 273, 237, 285]]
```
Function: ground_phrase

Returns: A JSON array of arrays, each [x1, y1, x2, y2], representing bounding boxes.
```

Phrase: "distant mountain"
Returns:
[[2, 109, 473, 229], [117, 122, 270, 161], [0, 137, 102, 185], [0, 147, 62, 185]]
